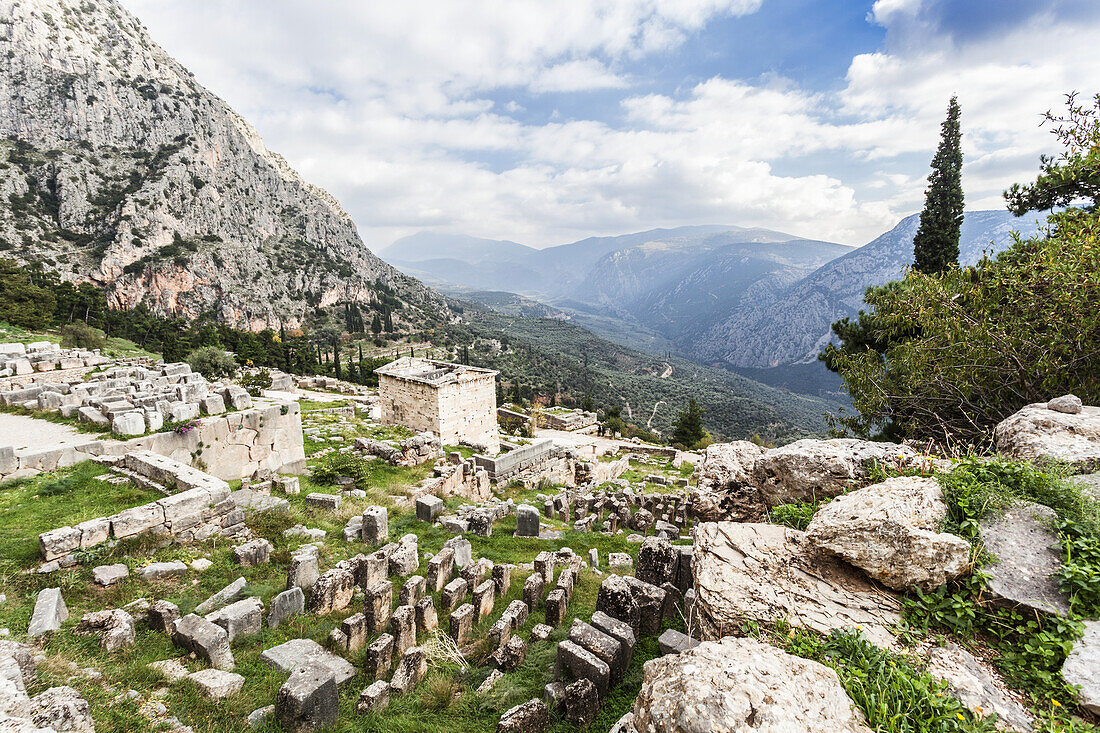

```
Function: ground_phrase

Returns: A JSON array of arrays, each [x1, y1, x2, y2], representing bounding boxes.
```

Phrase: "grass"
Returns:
[[0, 321, 159, 360]]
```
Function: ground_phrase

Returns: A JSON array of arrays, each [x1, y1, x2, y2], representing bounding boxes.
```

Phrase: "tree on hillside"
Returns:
[[822, 93, 1100, 444], [371, 313, 382, 335], [913, 96, 964, 274], [672, 398, 706, 447], [0, 258, 55, 329]]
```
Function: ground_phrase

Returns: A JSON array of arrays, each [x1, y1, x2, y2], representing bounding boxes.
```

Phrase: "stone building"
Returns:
[[375, 358, 499, 454]]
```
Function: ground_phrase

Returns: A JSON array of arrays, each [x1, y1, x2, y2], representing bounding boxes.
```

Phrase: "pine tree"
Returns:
[[913, 96, 964, 274], [671, 398, 706, 447]]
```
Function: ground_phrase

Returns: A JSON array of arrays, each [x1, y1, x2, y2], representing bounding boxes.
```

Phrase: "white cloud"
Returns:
[[119, 0, 1100, 250]]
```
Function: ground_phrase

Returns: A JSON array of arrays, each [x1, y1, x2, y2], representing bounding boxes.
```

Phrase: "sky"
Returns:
[[120, 0, 1100, 250]]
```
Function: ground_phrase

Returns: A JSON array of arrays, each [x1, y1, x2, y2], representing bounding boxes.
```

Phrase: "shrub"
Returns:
[[311, 451, 370, 488], [240, 367, 272, 397], [187, 345, 237, 379], [60, 322, 105, 350], [768, 501, 820, 531]]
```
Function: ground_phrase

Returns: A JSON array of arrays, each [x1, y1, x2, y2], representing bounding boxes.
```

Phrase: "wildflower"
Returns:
[[1052, 699, 1062, 707]]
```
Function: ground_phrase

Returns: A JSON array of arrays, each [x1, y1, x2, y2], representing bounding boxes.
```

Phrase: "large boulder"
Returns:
[[994, 397, 1100, 471], [692, 522, 900, 648], [753, 439, 921, 506], [806, 477, 970, 591], [690, 441, 767, 522], [632, 637, 871, 732], [979, 502, 1071, 616], [29, 686, 95, 733]]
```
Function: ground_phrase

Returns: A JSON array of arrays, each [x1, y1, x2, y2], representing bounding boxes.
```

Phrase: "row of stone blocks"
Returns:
[[37, 463, 242, 567]]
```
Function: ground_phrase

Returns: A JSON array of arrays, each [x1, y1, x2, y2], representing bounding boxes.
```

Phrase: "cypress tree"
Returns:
[[913, 96, 964, 274], [671, 398, 706, 447]]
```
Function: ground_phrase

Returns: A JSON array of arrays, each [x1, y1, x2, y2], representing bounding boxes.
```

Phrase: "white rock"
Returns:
[[632, 637, 871, 732], [927, 642, 1033, 732], [1062, 620, 1100, 715], [806, 477, 970, 591], [188, 668, 245, 699], [995, 401, 1100, 470]]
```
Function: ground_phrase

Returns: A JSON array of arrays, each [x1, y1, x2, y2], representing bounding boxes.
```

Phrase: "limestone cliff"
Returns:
[[0, 0, 445, 329]]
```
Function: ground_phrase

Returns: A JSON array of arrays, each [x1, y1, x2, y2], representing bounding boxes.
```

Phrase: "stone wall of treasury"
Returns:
[[1, 402, 306, 482]]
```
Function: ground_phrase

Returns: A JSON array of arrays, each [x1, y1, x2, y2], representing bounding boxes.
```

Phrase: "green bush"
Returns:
[[240, 367, 273, 397], [60, 322, 106, 350], [768, 501, 821, 531], [186, 345, 237, 379], [310, 451, 370, 488]]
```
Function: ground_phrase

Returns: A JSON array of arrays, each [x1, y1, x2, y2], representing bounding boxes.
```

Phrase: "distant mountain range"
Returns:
[[383, 211, 1046, 389]]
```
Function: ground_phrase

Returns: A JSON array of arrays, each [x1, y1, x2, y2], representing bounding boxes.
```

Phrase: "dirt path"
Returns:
[[0, 412, 90, 454]]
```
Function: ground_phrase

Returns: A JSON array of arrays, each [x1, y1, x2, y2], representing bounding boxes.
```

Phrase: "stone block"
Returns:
[[111, 411, 146, 436], [139, 560, 188, 581], [636, 537, 677, 587], [75, 518, 109, 549], [390, 605, 416, 658], [361, 506, 389, 544], [195, 576, 247, 615], [28, 588, 67, 638], [415, 596, 438, 634], [233, 538, 273, 566], [569, 618, 625, 685], [200, 394, 226, 415], [623, 576, 667, 637], [273, 475, 301, 495], [260, 638, 355, 683], [449, 603, 475, 646], [491, 635, 528, 672], [523, 573, 545, 613], [389, 538, 419, 576], [426, 547, 455, 592], [189, 668, 245, 699], [148, 600, 181, 634], [515, 503, 540, 537], [545, 588, 568, 627], [286, 548, 319, 591], [171, 614, 234, 670], [555, 639, 610, 699], [492, 564, 512, 597], [657, 628, 700, 656], [341, 613, 369, 652], [109, 502, 165, 540], [269, 587, 305, 629], [442, 577, 468, 612], [390, 646, 427, 694], [416, 494, 444, 522], [356, 680, 391, 714], [92, 563, 129, 587], [305, 492, 341, 511], [398, 575, 426, 607], [364, 580, 394, 634], [473, 580, 495, 620], [38, 527, 81, 562], [534, 551, 554, 584], [205, 597, 263, 642], [590, 611, 635, 678], [364, 633, 395, 680], [498, 699, 550, 733], [596, 575, 639, 634], [564, 678, 599, 727], [444, 536, 473, 568], [307, 568, 354, 616], [276, 666, 339, 732]]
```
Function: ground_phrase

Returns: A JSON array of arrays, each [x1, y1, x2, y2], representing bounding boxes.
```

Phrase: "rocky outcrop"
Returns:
[[979, 502, 1071, 616], [689, 438, 928, 521], [0, 0, 445, 330], [632, 637, 872, 732], [806, 477, 970, 591], [994, 397, 1100, 471], [690, 441, 768, 521], [692, 522, 900, 648]]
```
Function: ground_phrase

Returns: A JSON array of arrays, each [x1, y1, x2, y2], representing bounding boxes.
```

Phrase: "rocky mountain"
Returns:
[[384, 225, 852, 353], [0, 0, 444, 329], [696, 210, 1046, 368]]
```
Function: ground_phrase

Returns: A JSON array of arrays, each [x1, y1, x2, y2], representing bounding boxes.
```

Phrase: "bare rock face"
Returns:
[[979, 502, 1071, 616], [1062, 620, 1100, 715], [806, 477, 970, 591], [632, 637, 872, 733], [690, 441, 768, 522], [753, 439, 921, 506], [692, 522, 900, 648], [926, 642, 1033, 732], [994, 399, 1100, 471], [0, 0, 445, 330]]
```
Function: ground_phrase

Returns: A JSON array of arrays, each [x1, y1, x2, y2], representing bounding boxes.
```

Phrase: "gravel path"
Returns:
[[0, 412, 90, 454]]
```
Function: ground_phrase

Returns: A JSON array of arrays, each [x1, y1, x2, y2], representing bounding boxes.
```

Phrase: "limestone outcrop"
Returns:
[[632, 637, 872, 732], [994, 396, 1100, 471], [806, 477, 970, 591], [692, 522, 900, 648], [689, 438, 929, 521]]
